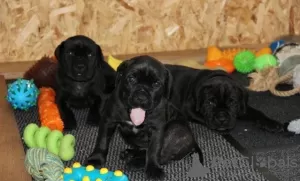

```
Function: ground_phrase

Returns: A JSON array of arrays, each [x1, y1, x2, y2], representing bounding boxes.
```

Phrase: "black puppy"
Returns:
[[54, 35, 115, 130], [85, 56, 203, 179], [165, 65, 285, 133]]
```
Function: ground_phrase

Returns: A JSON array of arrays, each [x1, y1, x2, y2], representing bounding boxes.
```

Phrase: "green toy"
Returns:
[[254, 54, 278, 71], [23, 123, 76, 161], [233, 51, 256, 74]]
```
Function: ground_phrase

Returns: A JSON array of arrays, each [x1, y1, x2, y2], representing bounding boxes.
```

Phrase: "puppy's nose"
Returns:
[[75, 64, 85, 71], [217, 111, 228, 123], [136, 93, 148, 102], [218, 117, 227, 123]]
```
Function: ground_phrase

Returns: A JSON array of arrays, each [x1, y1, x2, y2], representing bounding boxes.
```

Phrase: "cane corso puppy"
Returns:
[[165, 65, 285, 133], [85, 56, 203, 179], [54, 35, 116, 130]]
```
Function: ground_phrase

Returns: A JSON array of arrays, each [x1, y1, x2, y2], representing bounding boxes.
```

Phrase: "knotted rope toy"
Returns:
[[25, 148, 64, 181]]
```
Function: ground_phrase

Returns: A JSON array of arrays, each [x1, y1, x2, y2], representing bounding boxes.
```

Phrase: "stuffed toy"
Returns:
[[23, 56, 57, 88]]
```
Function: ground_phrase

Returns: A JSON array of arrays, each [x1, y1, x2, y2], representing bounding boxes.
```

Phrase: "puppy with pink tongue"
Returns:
[[130, 108, 146, 126]]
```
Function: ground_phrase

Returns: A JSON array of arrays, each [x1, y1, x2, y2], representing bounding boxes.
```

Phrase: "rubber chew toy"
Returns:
[[23, 123, 75, 161], [6, 79, 39, 110], [204, 58, 235, 73], [38, 87, 64, 131], [233, 51, 256, 73], [63, 162, 129, 181]]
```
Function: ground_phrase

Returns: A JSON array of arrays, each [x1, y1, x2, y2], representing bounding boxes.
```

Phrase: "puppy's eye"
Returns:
[[228, 98, 235, 103], [68, 51, 74, 55], [87, 53, 92, 57], [152, 81, 161, 88], [209, 100, 216, 106], [127, 76, 136, 84]]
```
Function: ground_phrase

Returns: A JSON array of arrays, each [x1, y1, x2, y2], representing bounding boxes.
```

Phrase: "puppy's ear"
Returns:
[[164, 68, 173, 99], [96, 45, 106, 68], [237, 86, 248, 116], [115, 59, 133, 87], [54, 41, 64, 61], [195, 86, 205, 111]]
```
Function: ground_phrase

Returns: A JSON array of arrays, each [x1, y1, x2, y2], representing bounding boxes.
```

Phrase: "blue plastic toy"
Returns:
[[6, 79, 39, 110], [270, 40, 285, 53], [62, 162, 129, 181]]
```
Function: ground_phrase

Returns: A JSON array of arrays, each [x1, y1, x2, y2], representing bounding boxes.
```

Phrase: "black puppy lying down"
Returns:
[[85, 56, 203, 179], [165, 65, 285, 133], [54, 35, 116, 130]]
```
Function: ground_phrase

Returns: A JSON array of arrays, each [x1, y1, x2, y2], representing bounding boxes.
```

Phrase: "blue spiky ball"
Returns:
[[6, 79, 39, 110]]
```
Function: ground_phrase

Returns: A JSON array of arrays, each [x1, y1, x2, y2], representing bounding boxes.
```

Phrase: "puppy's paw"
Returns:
[[283, 121, 300, 136], [86, 113, 100, 126], [63, 121, 77, 131], [84, 153, 106, 168], [261, 123, 283, 133], [125, 157, 146, 171], [256, 120, 283, 133], [145, 164, 164, 179], [61, 113, 77, 130], [120, 149, 135, 161]]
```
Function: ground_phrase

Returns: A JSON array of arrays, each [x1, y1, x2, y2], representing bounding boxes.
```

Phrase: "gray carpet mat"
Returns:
[[13, 107, 268, 181]]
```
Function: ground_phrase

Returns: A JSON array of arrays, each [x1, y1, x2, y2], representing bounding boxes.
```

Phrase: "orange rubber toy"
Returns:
[[206, 46, 255, 62], [38, 87, 64, 131], [204, 58, 235, 73]]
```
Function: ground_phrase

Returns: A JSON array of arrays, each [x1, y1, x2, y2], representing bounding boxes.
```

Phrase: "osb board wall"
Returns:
[[0, 0, 299, 63]]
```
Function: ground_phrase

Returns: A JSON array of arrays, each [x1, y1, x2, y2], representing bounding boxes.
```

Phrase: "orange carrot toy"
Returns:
[[38, 87, 64, 131]]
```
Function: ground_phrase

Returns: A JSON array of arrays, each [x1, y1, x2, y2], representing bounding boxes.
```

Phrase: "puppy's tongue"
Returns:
[[130, 108, 145, 126]]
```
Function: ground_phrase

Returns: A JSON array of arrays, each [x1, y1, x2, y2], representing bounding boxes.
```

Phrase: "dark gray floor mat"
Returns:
[[229, 72, 300, 149], [226, 72, 300, 181], [13, 107, 268, 181], [251, 145, 300, 181]]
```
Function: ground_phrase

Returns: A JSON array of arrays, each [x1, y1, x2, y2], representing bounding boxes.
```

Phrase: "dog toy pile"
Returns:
[[25, 148, 64, 181], [248, 42, 300, 95], [23, 56, 58, 88], [24, 148, 129, 181], [63, 162, 129, 181], [204, 46, 277, 74], [23, 123, 75, 161], [38, 87, 64, 131], [6, 79, 39, 110]]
